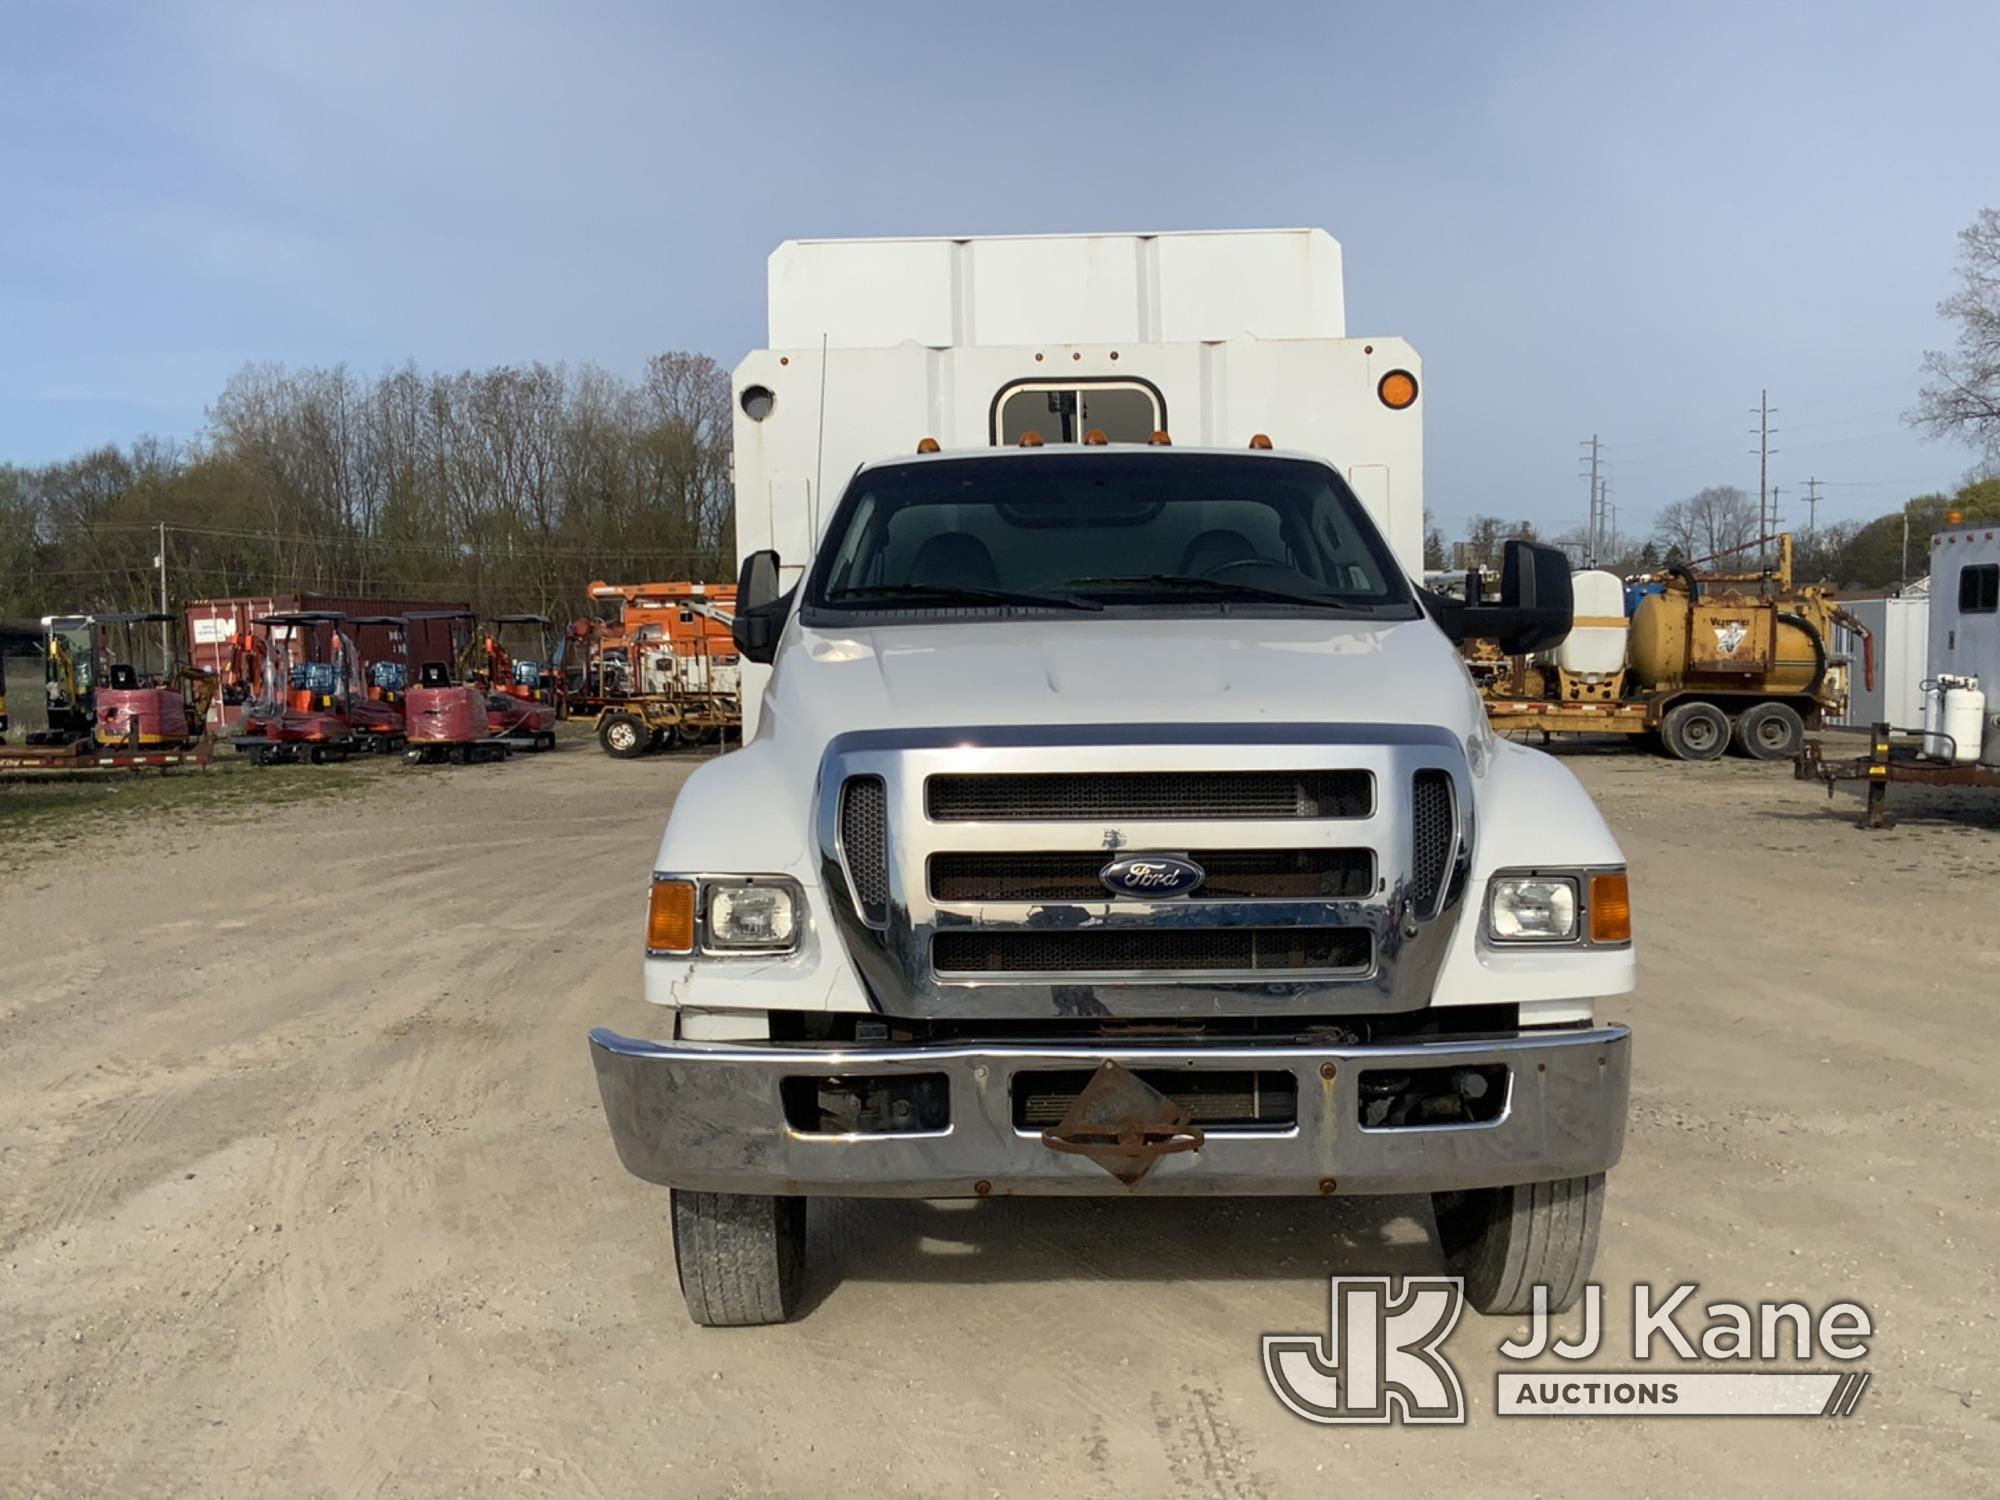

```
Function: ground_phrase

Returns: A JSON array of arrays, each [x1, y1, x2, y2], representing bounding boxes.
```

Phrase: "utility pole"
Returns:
[[1579, 435, 1602, 562], [156, 521, 170, 666], [1749, 390, 1778, 565], [1802, 476, 1822, 534]]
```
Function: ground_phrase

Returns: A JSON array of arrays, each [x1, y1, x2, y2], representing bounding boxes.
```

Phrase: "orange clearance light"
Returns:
[[1248, 433, 1274, 450], [916, 437, 940, 454], [1148, 430, 1173, 446], [1018, 432, 1045, 447], [647, 879, 697, 954], [1945, 510, 1964, 524], [1377, 369, 1419, 410], [1082, 429, 1108, 446], [1589, 871, 1631, 944]]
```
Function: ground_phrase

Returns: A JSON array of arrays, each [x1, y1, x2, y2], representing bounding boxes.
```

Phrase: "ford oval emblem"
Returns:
[[1100, 854, 1205, 898]]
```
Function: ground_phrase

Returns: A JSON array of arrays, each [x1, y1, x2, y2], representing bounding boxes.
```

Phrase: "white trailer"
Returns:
[[1928, 524, 2000, 689], [730, 230, 1424, 734], [1831, 583, 1929, 732]]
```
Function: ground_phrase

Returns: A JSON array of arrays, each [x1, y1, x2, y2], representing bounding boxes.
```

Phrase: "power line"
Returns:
[[67, 519, 722, 562]]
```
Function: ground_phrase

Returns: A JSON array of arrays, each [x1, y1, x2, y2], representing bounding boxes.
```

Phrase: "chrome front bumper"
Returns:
[[587, 1023, 1630, 1197]]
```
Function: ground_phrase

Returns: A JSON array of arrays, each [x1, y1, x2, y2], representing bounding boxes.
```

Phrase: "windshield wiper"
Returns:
[[1064, 573, 1379, 609], [825, 583, 1104, 612]]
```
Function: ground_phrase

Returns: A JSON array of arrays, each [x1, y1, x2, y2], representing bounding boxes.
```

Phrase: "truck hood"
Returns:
[[760, 614, 1489, 744]]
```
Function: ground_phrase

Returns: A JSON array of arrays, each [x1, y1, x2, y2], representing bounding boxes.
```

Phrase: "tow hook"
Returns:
[[1038, 1060, 1205, 1187]]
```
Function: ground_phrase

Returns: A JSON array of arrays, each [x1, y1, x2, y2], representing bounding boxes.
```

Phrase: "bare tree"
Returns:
[[6, 353, 739, 624], [1913, 207, 2000, 461], [1652, 485, 1760, 564]]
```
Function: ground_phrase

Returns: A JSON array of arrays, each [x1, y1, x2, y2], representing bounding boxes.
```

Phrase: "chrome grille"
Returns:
[[1410, 770, 1454, 915], [815, 726, 1468, 1021], [929, 849, 1375, 902], [838, 775, 890, 924], [925, 769, 1372, 822], [933, 928, 1372, 976]]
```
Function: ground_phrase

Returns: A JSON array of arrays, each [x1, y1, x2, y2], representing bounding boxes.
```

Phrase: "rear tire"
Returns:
[[1659, 701, 1729, 761], [1432, 1173, 1604, 1316], [669, 1190, 807, 1327], [599, 713, 646, 759], [1732, 701, 1805, 760]]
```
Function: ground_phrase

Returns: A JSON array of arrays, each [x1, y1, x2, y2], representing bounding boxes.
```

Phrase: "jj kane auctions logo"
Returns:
[[1264, 1278, 1873, 1424]]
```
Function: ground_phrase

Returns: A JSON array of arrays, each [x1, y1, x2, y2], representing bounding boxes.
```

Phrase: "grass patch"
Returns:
[[0, 753, 390, 867]]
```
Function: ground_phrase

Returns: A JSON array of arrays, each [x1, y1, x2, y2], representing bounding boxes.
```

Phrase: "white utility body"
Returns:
[[730, 230, 1422, 736], [588, 230, 1636, 1328]]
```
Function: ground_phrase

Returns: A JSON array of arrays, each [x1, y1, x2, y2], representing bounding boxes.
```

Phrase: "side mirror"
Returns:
[[1427, 540, 1574, 656], [732, 550, 790, 665]]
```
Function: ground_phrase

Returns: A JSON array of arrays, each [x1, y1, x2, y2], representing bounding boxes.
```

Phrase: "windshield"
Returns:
[[805, 453, 1414, 619]]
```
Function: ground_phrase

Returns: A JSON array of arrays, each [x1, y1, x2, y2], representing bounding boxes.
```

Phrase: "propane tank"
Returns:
[[1920, 678, 1945, 758], [1941, 677, 1986, 767]]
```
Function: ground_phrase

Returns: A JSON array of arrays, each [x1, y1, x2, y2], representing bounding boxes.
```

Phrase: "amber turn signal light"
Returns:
[[648, 879, 697, 954], [916, 437, 940, 454], [1589, 872, 1631, 944], [1082, 428, 1108, 445], [1377, 369, 1419, 410], [1018, 432, 1044, 447], [1248, 433, 1274, 450], [1148, 430, 1172, 446]]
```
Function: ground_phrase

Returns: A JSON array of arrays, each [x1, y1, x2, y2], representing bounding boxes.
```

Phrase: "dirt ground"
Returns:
[[2, 738, 1995, 1497]]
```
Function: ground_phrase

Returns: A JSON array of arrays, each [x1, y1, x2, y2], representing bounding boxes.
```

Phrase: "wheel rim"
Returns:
[[1755, 717, 1789, 750], [608, 723, 636, 751], [1687, 718, 1719, 751]]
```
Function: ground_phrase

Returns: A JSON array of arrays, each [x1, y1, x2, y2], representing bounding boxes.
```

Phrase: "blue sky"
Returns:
[[2, 0, 1994, 539]]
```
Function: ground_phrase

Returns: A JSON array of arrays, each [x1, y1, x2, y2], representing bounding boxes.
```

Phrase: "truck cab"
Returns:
[[587, 232, 1635, 1326]]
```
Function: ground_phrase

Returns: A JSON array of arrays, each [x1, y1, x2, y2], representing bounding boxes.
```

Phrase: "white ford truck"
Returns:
[[589, 232, 1634, 1325]]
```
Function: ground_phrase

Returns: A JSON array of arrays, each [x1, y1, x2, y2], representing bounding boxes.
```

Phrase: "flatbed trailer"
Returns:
[[591, 695, 738, 758], [0, 736, 216, 776], [1483, 697, 1658, 738], [1796, 723, 2000, 828]]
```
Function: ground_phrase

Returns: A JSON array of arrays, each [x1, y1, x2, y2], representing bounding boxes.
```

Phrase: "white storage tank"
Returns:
[[1922, 675, 1987, 764], [1549, 570, 1628, 677]]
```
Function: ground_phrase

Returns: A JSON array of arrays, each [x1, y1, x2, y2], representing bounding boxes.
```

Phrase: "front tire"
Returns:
[[1432, 1174, 1603, 1315], [1659, 701, 1729, 761], [669, 1189, 807, 1327]]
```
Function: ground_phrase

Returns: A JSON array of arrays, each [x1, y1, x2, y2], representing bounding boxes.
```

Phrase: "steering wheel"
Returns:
[[1201, 555, 1316, 584]]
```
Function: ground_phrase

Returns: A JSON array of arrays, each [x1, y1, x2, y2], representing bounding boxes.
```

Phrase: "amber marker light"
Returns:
[[648, 879, 697, 954], [1589, 872, 1631, 944], [1378, 370, 1419, 410]]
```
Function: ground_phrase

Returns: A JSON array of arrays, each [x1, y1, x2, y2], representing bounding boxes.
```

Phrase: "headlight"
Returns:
[[704, 881, 800, 951], [1486, 875, 1580, 943]]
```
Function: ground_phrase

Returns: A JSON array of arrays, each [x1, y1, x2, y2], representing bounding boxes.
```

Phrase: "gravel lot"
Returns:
[[2, 740, 1994, 1496]]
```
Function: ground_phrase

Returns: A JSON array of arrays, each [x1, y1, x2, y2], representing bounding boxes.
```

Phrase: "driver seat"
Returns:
[[1180, 529, 1258, 576], [908, 533, 1000, 591]]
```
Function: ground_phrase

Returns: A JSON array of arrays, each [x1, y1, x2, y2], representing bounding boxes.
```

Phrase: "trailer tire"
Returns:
[[1732, 701, 1805, 760], [599, 713, 646, 759], [647, 727, 673, 752], [1659, 701, 1729, 761], [669, 1190, 807, 1327], [1431, 1173, 1604, 1316]]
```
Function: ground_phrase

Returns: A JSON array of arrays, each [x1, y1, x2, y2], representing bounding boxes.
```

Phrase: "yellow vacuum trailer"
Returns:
[[1478, 535, 1869, 762]]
